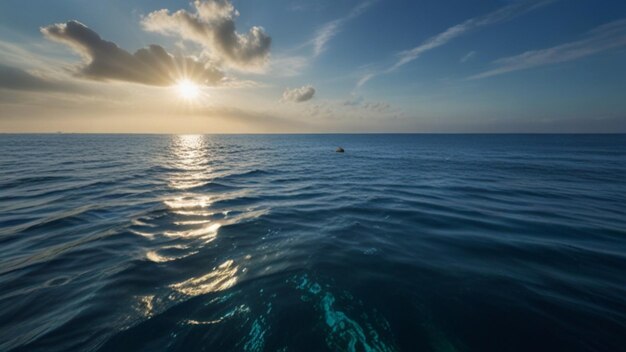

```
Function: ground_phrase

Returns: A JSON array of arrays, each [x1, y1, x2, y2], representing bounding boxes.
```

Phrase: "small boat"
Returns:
[[336, 147, 345, 153]]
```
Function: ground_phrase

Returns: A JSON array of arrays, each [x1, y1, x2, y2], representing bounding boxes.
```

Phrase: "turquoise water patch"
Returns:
[[292, 274, 397, 352], [243, 318, 266, 352], [240, 289, 276, 352]]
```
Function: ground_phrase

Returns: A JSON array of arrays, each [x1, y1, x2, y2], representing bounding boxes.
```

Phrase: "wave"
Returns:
[[1, 134, 625, 351]]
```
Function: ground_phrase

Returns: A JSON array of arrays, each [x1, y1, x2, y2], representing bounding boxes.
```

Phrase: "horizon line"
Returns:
[[1, 132, 625, 135]]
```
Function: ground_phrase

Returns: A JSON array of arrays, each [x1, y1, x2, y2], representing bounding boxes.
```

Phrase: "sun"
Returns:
[[175, 79, 200, 100]]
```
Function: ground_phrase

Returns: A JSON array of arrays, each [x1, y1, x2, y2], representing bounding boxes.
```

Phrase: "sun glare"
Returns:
[[176, 79, 200, 100]]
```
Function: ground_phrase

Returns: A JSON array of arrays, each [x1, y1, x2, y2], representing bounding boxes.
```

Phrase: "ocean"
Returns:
[[0, 134, 625, 351]]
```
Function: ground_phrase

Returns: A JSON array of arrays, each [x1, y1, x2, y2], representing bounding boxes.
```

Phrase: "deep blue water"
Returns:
[[0, 134, 625, 351]]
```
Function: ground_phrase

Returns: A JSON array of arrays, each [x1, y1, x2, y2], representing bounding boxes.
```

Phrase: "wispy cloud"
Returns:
[[275, 0, 376, 76], [269, 55, 309, 77], [356, 72, 375, 89], [356, 0, 555, 88], [289, 1, 328, 13], [470, 18, 626, 79], [0, 40, 70, 73], [313, 1, 375, 57], [460, 51, 476, 63]]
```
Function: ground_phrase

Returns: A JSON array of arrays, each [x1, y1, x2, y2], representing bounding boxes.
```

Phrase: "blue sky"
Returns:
[[0, 0, 625, 132]]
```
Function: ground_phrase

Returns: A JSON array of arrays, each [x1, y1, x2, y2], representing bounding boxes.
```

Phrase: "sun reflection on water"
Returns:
[[167, 135, 212, 191], [164, 223, 221, 241], [146, 244, 197, 263], [171, 259, 239, 296], [163, 195, 213, 209], [138, 135, 268, 301], [125, 134, 285, 340], [162, 135, 221, 242], [138, 295, 155, 317]]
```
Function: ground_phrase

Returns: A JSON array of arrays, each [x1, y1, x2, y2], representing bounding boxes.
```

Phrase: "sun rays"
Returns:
[[175, 79, 201, 101]]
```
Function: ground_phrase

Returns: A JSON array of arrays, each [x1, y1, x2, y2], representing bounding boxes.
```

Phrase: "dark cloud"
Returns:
[[0, 63, 80, 92], [342, 94, 365, 106], [282, 85, 315, 102], [142, 0, 271, 71], [41, 21, 224, 86], [0, 64, 57, 91], [363, 102, 391, 113], [342, 95, 390, 112]]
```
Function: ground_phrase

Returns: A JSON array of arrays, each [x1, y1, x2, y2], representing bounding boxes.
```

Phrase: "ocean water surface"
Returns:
[[0, 134, 625, 351]]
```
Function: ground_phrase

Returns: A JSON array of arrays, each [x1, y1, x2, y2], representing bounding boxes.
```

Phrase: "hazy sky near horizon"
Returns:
[[0, 0, 625, 133]]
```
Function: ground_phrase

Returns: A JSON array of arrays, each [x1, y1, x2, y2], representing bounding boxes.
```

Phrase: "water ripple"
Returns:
[[0, 134, 625, 351]]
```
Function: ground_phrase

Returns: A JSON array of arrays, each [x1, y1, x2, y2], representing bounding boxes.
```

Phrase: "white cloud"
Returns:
[[282, 85, 316, 102], [269, 55, 309, 77], [470, 19, 626, 79], [142, 0, 271, 72]]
